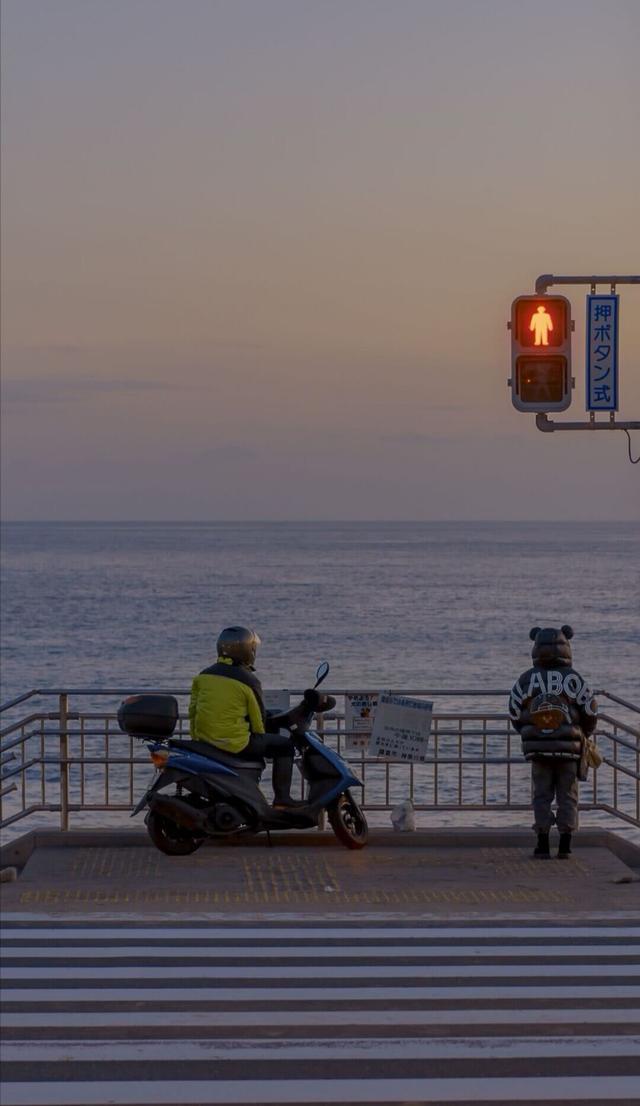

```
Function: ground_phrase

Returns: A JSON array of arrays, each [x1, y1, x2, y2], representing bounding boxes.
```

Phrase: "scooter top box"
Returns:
[[117, 694, 179, 738]]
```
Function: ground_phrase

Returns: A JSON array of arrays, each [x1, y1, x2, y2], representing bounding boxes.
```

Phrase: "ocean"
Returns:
[[1, 520, 638, 704]]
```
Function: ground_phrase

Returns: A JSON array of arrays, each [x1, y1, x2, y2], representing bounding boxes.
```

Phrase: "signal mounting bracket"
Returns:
[[535, 274, 640, 295], [535, 413, 640, 432]]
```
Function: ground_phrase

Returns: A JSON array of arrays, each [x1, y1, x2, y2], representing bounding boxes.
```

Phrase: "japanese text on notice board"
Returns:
[[368, 693, 433, 762]]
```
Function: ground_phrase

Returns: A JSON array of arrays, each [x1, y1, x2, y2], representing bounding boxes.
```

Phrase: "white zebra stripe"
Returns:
[[2, 1034, 640, 1063], [3, 1075, 640, 1104], [4, 960, 637, 980], [3, 943, 636, 959]]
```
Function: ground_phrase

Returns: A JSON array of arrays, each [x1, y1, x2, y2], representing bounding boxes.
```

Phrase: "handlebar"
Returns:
[[303, 688, 336, 713], [266, 690, 336, 734]]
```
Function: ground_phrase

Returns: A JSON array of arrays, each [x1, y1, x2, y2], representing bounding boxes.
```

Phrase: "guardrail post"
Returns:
[[59, 692, 70, 831]]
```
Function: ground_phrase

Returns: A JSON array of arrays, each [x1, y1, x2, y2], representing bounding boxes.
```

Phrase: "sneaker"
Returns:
[[272, 797, 306, 810]]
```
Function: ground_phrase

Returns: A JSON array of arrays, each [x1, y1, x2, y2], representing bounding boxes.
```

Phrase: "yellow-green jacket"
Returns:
[[188, 657, 266, 753]]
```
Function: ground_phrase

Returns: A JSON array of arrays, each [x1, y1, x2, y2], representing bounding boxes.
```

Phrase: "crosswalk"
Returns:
[[1, 920, 640, 1104]]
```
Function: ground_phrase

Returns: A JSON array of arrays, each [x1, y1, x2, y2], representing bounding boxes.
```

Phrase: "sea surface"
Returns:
[[2, 520, 638, 704]]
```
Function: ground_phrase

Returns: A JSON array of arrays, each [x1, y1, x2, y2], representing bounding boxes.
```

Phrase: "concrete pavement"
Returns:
[[1, 827, 639, 917]]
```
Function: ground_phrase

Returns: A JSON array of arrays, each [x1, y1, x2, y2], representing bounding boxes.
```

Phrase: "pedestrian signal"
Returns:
[[509, 295, 572, 411], [529, 305, 554, 346]]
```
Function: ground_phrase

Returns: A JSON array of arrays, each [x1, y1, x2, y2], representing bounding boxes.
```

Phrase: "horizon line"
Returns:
[[2, 518, 638, 526]]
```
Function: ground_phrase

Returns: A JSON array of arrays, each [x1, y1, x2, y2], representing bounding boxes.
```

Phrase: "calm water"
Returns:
[[1, 521, 638, 704]]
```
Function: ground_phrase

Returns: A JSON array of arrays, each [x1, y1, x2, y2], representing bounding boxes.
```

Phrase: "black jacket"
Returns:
[[509, 665, 597, 761]]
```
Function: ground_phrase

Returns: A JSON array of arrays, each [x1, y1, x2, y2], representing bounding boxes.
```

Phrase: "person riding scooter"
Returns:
[[188, 626, 303, 809]]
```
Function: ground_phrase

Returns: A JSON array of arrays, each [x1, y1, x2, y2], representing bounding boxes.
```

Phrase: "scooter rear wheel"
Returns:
[[328, 792, 368, 849], [146, 811, 204, 856]]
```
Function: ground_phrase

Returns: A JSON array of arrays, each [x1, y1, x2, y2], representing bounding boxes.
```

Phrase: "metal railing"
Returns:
[[1, 687, 639, 833]]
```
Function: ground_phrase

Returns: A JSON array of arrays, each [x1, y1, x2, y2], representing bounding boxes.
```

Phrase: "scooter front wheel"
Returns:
[[146, 811, 204, 856], [327, 791, 368, 849]]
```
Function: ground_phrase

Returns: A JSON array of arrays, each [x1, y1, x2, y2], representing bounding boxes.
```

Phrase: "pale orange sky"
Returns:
[[2, 0, 639, 519]]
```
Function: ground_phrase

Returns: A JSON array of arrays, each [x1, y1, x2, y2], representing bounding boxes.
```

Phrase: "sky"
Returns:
[[2, 0, 639, 521]]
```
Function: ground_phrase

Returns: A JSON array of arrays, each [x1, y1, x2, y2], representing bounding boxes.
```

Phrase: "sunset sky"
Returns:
[[2, 0, 639, 520]]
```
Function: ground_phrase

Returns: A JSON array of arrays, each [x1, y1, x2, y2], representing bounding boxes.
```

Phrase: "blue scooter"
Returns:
[[118, 663, 368, 854]]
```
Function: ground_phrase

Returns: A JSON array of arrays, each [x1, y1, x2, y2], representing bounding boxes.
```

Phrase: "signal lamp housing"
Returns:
[[509, 295, 572, 412]]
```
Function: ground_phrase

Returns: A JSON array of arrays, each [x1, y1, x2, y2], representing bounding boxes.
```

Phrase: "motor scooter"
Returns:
[[118, 663, 368, 854]]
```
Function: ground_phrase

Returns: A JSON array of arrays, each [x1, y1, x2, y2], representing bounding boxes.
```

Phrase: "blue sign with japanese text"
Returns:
[[586, 294, 619, 411]]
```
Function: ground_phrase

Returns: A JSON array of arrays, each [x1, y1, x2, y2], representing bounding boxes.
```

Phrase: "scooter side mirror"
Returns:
[[314, 661, 330, 688]]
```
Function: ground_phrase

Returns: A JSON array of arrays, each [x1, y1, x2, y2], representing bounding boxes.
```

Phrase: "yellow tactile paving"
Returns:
[[17, 886, 572, 906], [6, 842, 636, 914]]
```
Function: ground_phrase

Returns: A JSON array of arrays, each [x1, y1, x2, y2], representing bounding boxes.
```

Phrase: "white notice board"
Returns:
[[344, 692, 379, 751], [368, 693, 433, 762]]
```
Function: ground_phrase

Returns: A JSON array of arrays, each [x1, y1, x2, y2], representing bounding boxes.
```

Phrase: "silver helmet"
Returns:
[[216, 626, 261, 666]]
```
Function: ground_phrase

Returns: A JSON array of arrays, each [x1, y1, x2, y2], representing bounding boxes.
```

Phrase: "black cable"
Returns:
[[623, 429, 640, 464]]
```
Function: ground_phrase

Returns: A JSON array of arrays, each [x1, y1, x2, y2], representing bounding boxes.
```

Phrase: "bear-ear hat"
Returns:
[[529, 625, 574, 641]]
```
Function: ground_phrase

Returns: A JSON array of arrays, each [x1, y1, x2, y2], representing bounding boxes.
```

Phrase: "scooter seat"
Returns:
[[169, 738, 265, 771]]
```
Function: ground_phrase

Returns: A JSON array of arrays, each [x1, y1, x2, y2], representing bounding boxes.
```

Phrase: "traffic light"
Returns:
[[509, 295, 572, 412]]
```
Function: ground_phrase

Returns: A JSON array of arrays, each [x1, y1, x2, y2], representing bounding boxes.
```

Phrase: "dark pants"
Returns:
[[531, 759, 579, 833], [236, 733, 295, 803]]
